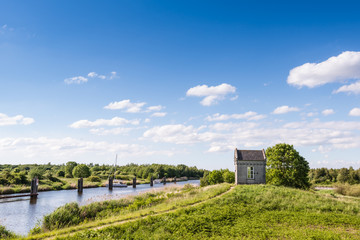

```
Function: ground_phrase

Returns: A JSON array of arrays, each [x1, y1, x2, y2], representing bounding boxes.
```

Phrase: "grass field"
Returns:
[[3, 184, 360, 239]]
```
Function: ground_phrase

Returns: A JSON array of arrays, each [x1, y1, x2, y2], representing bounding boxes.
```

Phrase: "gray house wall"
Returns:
[[234, 149, 266, 184]]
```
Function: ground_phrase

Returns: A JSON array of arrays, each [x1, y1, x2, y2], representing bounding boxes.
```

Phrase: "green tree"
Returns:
[[72, 164, 91, 178], [266, 143, 310, 189], [65, 161, 77, 178], [29, 167, 45, 180], [222, 170, 235, 183], [208, 170, 224, 185]]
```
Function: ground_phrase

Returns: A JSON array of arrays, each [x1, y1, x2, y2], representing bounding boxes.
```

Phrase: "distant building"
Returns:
[[234, 148, 266, 184]]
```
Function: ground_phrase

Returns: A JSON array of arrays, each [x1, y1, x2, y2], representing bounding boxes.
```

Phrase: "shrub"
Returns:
[[57, 170, 65, 177], [29, 167, 45, 180], [72, 164, 91, 178], [43, 202, 81, 230], [0, 225, 16, 239], [87, 176, 101, 182]]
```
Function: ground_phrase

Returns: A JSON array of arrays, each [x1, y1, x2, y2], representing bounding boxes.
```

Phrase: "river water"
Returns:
[[0, 180, 200, 236]]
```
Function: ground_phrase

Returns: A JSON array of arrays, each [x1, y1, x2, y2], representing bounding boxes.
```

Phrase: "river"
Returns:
[[0, 180, 200, 236]]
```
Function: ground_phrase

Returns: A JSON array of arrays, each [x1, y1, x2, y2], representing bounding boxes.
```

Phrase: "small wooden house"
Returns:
[[234, 148, 266, 184]]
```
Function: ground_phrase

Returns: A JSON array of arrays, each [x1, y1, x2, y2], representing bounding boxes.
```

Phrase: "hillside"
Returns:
[[20, 184, 360, 239]]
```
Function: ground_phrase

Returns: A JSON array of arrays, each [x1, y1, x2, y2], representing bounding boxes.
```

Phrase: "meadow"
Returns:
[[0, 183, 356, 239]]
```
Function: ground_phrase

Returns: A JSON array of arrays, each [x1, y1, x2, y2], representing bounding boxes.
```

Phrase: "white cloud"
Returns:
[[87, 72, 98, 78], [287, 51, 360, 88], [64, 76, 88, 84], [104, 99, 146, 113], [146, 105, 164, 112], [272, 106, 300, 114], [151, 112, 167, 117], [143, 124, 215, 144], [306, 112, 317, 117], [206, 111, 266, 121], [110, 71, 117, 79], [186, 83, 236, 106], [334, 81, 360, 94], [70, 117, 139, 128], [322, 109, 335, 116], [89, 127, 133, 136], [0, 113, 34, 126], [0, 137, 173, 161], [349, 108, 360, 116], [144, 118, 151, 123]]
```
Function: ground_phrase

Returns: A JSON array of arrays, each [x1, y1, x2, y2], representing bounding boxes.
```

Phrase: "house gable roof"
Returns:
[[234, 149, 266, 161]]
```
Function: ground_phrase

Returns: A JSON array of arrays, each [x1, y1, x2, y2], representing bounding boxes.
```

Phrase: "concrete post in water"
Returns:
[[174, 176, 176, 184], [78, 177, 83, 193], [30, 177, 38, 198], [150, 176, 153, 187], [163, 177, 166, 185], [108, 177, 113, 190], [133, 177, 136, 188]]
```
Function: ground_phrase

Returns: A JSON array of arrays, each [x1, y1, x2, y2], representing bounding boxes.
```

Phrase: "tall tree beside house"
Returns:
[[266, 143, 310, 189]]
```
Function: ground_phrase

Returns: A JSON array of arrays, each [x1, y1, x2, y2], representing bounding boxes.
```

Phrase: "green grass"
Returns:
[[51, 185, 360, 240], [24, 183, 230, 239], [0, 225, 17, 239]]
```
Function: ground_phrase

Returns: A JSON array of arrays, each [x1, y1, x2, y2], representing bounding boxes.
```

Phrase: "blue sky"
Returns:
[[1, 1, 360, 170]]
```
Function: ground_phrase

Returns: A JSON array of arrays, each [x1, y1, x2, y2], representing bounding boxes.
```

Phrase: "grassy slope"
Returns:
[[23, 184, 231, 240], [50, 185, 360, 240]]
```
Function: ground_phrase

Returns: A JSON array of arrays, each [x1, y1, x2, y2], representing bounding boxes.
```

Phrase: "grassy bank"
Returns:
[[35, 185, 360, 240]]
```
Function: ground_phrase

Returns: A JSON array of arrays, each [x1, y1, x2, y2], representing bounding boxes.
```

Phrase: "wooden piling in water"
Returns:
[[174, 176, 176, 184], [30, 177, 38, 198], [108, 177, 113, 190], [150, 176, 153, 187], [163, 177, 166, 185], [78, 177, 83, 193], [133, 177, 136, 188]]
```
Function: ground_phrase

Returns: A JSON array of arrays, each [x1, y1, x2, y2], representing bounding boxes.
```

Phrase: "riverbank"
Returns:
[[19, 184, 360, 240], [0, 176, 198, 195], [0, 180, 201, 235]]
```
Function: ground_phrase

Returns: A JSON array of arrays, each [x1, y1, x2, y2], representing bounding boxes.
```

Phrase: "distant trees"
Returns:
[[309, 167, 360, 185], [266, 143, 310, 189], [72, 164, 91, 178], [65, 162, 77, 178], [200, 169, 235, 187]]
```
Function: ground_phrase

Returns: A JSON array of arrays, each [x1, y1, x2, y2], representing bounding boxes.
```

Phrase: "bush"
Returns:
[[72, 164, 91, 178], [57, 170, 65, 177], [0, 225, 16, 239], [87, 176, 101, 182], [43, 202, 81, 230], [29, 167, 45, 180]]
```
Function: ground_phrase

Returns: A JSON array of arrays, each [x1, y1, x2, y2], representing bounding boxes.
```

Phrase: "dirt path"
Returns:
[[42, 186, 235, 240]]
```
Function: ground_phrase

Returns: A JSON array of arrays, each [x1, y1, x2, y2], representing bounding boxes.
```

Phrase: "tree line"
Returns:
[[0, 162, 205, 187], [309, 167, 360, 185]]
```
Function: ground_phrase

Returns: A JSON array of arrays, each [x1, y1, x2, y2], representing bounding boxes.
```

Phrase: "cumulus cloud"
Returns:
[[0, 137, 174, 161], [0, 113, 34, 126], [287, 51, 360, 88], [334, 81, 360, 94], [186, 83, 236, 106], [104, 99, 146, 113], [89, 127, 133, 136], [206, 111, 266, 121], [322, 109, 335, 116], [146, 105, 164, 112], [143, 124, 217, 144], [70, 117, 139, 128], [349, 108, 360, 116], [64, 76, 88, 84], [151, 112, 167, 117], [272, 106, 300, 114]]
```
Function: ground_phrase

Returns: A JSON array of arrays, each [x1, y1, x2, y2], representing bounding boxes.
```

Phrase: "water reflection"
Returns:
[[0, 180, 199, 236]]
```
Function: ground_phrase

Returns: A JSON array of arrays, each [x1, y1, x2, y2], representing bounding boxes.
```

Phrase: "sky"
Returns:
[[1, 1, 360, 170]]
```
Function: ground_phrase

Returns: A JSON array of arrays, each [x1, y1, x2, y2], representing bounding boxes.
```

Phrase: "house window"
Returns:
[[247, 166, 254, 179]]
